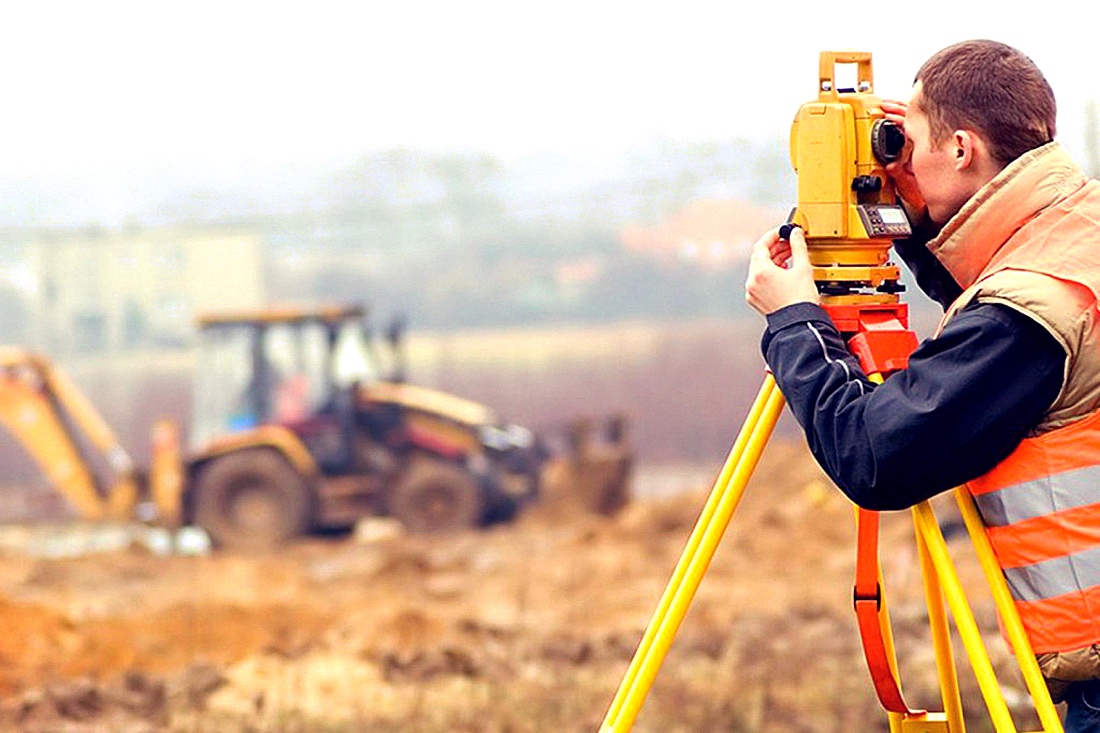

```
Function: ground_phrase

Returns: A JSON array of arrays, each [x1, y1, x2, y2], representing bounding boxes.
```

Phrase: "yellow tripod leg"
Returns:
[[912, 516, 966, 733], [953, 490, 1063, 733], [912, 502, 1020, 732], [599, 375, 786, 733]]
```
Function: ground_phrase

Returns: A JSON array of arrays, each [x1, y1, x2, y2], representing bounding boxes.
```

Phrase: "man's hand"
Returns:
[[745, 226, 819, 315], [880, 99, 928, 222]]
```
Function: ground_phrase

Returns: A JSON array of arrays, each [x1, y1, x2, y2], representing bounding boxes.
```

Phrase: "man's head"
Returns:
[[904, 40, 1056, 224]]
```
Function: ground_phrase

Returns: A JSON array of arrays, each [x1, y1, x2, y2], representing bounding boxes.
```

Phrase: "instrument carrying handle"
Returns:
[[818, 51, 874, 94]]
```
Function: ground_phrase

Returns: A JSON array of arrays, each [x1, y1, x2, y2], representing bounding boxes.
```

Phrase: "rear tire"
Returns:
[[192, 449, 313, 550], [389, 460, 484, 533]]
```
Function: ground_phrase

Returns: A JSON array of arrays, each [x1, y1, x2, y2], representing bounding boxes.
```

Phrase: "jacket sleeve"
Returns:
[[892, 219, 962, 309], [760, 301, 1065, 510]]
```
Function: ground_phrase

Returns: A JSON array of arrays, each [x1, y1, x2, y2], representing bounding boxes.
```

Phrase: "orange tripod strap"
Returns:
[[854, 507, 925, 715]]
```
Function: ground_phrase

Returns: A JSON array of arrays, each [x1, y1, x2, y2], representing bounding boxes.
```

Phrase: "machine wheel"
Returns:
[[192, 449, 313, 550], [389, 460, 484, 533]]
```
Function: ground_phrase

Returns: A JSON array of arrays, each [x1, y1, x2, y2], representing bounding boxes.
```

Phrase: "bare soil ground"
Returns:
[[0, 442, 1047, 733]]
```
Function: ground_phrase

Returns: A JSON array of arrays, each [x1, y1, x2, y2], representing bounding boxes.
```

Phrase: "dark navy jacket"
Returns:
[[761, 226, 1066, 511]]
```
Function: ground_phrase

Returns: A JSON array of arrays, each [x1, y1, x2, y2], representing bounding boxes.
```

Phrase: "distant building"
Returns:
[[621, 198, 784, 269], [24, 226, 265, 354]]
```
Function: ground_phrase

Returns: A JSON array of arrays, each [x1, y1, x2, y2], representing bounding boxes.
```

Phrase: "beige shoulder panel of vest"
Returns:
[[974, 269, 1100, 432]]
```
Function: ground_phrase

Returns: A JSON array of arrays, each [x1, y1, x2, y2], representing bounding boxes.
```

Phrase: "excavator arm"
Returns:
[[0, 348, 139, 521]]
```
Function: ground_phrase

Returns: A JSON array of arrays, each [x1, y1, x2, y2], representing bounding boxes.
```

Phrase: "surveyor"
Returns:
[[745, 39, 1100, 731]]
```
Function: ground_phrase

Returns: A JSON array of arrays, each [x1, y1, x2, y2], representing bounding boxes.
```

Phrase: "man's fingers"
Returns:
[[881, 100, 908, 116], [787, 227, 811, 266], [746, 224, 822, 314], [751, 239, 774, 268], [880, 101, 907, 131], [882, 110, 906, 128], [751, 227, 784, 267], [885, 161, 927, 213]]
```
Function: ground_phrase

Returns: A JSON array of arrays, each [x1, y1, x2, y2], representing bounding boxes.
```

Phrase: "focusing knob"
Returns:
[[852, 175, 883, 193]]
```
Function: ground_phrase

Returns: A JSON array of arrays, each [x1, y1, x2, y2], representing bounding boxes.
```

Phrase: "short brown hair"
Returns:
[[914, 40, 1056, 165]]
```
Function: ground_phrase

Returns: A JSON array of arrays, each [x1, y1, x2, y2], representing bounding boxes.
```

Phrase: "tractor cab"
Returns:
[[190, 305, 381, 450]]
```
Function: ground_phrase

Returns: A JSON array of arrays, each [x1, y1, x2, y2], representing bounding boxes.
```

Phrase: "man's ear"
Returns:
[[953, 130, 984, 171]]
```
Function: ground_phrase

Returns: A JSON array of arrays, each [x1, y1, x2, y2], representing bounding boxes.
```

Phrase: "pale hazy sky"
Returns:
[[1, 0, 1097, 176]]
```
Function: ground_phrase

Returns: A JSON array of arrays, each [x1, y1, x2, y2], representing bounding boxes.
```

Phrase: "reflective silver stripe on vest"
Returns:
[[973, 465, 1100, 527], [1004, 545, 1100, 603]]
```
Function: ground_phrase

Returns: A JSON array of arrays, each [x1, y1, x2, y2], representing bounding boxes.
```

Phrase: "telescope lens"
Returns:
[[871, 119, 906, 164]]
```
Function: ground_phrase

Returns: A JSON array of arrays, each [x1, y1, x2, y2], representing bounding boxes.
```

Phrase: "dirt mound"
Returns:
[[0, 598, 75, 698], [0, 442, 1043, 732]]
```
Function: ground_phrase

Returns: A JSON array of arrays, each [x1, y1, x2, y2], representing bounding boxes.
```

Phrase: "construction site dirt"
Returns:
[[0, 441, 1045, 733]]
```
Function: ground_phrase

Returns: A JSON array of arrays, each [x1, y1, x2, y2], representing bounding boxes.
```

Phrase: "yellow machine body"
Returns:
[[789, 51, 910, 288]]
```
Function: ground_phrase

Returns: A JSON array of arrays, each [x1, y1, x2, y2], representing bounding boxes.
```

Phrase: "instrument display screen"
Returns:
[[878, 207, 908, 225], [856, 205, 912, 237]]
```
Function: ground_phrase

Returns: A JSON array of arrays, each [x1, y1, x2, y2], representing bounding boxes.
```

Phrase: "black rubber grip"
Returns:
[[778, 223, 801, 241]]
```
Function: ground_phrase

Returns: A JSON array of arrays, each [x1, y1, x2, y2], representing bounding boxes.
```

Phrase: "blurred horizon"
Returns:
[[0, 136, 801, 345]]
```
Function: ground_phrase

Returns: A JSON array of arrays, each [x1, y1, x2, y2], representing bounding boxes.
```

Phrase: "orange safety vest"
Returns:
[[933, 142, 1100, 654]]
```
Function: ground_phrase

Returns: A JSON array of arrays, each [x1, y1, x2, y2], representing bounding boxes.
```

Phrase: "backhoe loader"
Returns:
[[0, 305, 631, 550]]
